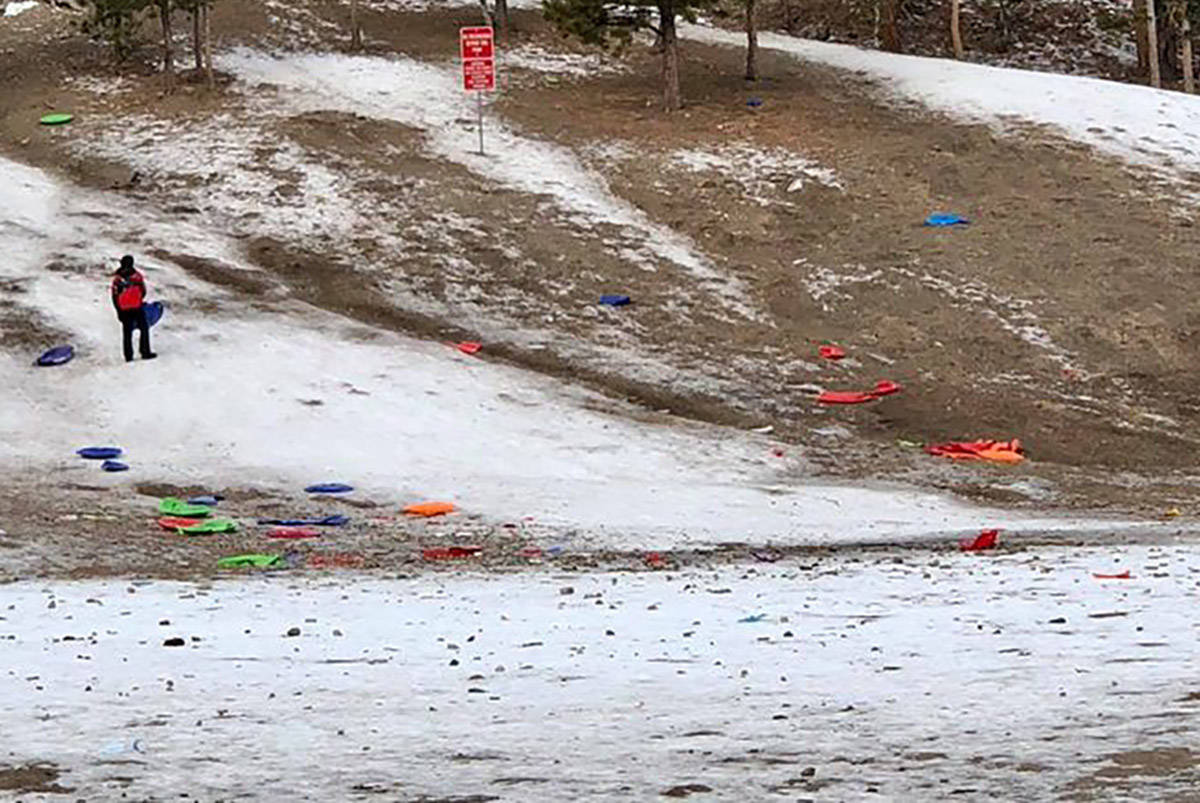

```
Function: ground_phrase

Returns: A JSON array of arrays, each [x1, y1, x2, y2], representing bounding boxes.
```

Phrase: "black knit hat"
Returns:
[[120, 255, 134, 270]]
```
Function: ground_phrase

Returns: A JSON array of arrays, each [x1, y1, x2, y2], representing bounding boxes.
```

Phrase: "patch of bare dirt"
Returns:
[[0, 762, 72, 794]]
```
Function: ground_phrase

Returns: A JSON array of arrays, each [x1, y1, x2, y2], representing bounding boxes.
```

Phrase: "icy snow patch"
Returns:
[[504, 44, 626, 78], [674, 143, 844, 205], [2, 0, 37, 16], [81, 115, 373, 246], [216, 49, 757, 319], [797, 259, 1078, 368], [683, 23, 1200, 188]]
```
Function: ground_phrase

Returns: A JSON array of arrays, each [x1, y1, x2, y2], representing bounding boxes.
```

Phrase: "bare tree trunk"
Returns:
[[1148, 0, 1162, 87], [1183, 17, 1195, 92], [1170, 0, 1194, 91], [203, 2, 213, 88], [476, 0, 493, 26], [496, 0, 509, 45], [159, 0, 174, 87], [192, 9, 201, 69], [1134, 0, 1151, 75], [880, 0, 900, 52], [949, 0, 964, 59], [745, 0, 758, 80], [350, 0, 362, 49], [659, 0, 680, 111]]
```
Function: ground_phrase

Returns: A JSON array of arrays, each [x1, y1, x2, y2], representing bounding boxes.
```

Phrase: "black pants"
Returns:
[[118, 308, 152, 361]]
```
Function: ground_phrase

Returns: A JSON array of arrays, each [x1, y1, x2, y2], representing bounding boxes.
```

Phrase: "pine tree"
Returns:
[[543, 0, 715, 110]]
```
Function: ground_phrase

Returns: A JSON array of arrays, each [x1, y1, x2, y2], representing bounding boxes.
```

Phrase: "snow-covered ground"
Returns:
[[215, 49, 754, 315], [2, 0, 37, 17], [0, 154, 1159, 548], [685, 24, 1200, 188], [4, 544, 1199, 799]]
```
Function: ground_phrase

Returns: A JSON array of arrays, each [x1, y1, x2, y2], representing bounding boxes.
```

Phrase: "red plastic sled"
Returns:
[[268, 526, 320, 539], [158, 517, 203, 530], [960, 529, 999, 551]]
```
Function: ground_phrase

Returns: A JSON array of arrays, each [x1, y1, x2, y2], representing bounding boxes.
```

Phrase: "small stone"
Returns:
[[1048, 617, 1066, 624], [159, 620, 170, 626], [163, 637, 185, 647], [560, 586, 575, 595], [332, 629, 343, 637], [449, 658, 459, 666], [662, 784, 712, 797], [801, 767, 816, 777], [285, 627, 301, 637]]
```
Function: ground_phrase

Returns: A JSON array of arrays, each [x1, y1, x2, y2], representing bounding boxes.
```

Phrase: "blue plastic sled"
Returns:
[[144, 301, 164, 328], [36, 345, 74, 367], [188, 495, 222, 506], [304, 483, 354, 494], [77, 447, 122, 460], [257, 514, 350, 527], [101, 460, 129, 472], [924, 213, 969, 227], [599, 294, 631, 307]]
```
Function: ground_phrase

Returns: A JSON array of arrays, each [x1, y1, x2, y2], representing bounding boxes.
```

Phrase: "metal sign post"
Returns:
[[460, 26, 496, 155]]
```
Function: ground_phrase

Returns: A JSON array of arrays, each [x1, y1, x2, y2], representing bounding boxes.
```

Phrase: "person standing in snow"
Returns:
[[110, 255, 156, 362]]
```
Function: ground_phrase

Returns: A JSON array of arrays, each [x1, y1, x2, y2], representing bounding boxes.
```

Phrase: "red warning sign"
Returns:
[[460, 26, 496, 91]]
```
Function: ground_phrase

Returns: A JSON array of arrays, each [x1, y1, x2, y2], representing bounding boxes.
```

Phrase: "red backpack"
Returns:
[[113, 272, 145, 311]]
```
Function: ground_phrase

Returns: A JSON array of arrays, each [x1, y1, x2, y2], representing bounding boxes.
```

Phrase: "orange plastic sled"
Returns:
[[926, 438, 1024, 464], [403, 501, 457, 517]]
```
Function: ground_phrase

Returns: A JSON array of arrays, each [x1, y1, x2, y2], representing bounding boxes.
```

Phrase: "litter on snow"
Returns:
[[960, 529, 999, 551], [599, 294, 631, 307], [746, 97, 763, 107], [818, 344, 846, 360], [304, 483, 354, 494], [422, 545, 482, 560], [924, 213, 969, 227], [451, 341, 482, 355], [1093, 570, 1133, 580], [403, 501, 456, 517], [100, 460, 128, 472], [926, 438, 1025, 464], [738, 613, 768, 623], [187, 495, 221, 506], [39, 113, 73, 126]]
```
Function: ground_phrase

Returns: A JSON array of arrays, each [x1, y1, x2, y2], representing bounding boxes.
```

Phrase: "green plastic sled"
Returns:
[[217, 553, 280, 569], [159, 497, 212, 518], [179, 518, 237, 535]]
